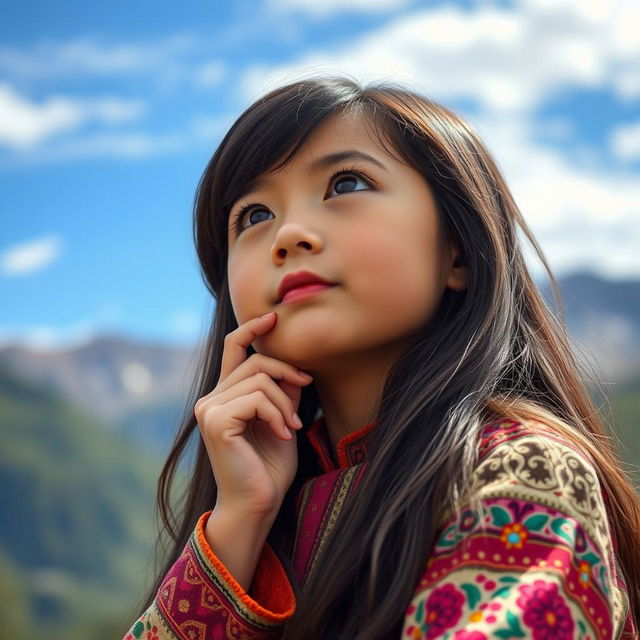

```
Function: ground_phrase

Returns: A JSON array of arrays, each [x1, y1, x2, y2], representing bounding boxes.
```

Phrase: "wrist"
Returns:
[[210, 502, 278, 532]]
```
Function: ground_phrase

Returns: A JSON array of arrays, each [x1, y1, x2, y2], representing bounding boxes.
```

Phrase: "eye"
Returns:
[[229, 168, 373, 235]]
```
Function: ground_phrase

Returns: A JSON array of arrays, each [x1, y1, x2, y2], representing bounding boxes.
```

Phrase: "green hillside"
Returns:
[[0, 363, 187, 640], [606, 374, 640, 490], [0, 359, 637, 639]]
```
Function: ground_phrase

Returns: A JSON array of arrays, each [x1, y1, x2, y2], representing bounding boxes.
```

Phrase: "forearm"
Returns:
[[204, 508, 275, 592]]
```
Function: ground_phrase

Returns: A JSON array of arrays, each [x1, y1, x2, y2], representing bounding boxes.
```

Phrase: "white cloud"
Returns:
[[0, 234, 63, 276], [0, 83, 145, 149], [0, 33, 198, 79], [0, 33, 231, 97], [168, 309, 202, 338], [267, 0, 415, 19], [238, 0, 640, 113], [0, 131, 187, 167], [610, 119, 640, 161], [189, 112, 237, 140], [193, 60, 228, 88], [468, 112, 640, 279], [0, 321, 95, 351]]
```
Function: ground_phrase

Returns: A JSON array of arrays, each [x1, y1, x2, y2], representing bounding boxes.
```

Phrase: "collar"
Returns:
[[305, 414, 377, 472]]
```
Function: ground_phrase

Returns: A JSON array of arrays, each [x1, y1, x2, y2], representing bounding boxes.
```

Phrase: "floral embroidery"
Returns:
[[422, 583, 465, 638], [579, 561, 591, 588], [516, 579, 574, 640], [500, 522, 528, 549], [459, 510, 477, 532], [453, 631, 487, 640]]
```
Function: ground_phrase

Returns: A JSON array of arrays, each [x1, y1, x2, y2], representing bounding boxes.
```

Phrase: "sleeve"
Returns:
[[401, 427, 630, 640], [123, 510, 296, 640]]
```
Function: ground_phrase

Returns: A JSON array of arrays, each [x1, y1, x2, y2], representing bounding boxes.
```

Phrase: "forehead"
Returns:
[[235, 112, 395, 201]]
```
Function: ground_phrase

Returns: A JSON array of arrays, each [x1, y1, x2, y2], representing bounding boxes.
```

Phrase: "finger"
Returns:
[[219, 313, 278, 382], [195, 354, 312, 417], [215, 351, 313, 397], [210, 372, 303, 432], [201, 389, 291, 442], [277, 378, 303, 418]]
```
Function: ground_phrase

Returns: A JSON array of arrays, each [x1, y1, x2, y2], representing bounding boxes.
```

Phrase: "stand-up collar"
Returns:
[[305, 414, 376, 472]]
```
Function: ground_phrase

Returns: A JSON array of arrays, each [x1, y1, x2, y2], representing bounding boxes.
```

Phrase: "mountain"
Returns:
[[538, 272, 640, 382], [0, 362, 187, 639], [0, 333, 200, 456], [0, 333, 198, 424], [0, 270, 638, 457]]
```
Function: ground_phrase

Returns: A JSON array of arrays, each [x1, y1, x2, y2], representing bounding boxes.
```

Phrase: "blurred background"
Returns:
[[1, 0, 639, 637]]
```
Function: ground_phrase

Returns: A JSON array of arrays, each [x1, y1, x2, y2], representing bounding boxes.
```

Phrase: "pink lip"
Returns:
[[281, 283, 336, 304]]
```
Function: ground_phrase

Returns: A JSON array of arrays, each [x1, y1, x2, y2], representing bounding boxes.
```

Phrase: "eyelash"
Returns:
[[230, 165, 373, 235]]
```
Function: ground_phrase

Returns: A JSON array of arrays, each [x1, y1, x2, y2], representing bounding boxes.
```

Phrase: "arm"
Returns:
[[123, 510, 296, 640], [402, 428, 630, 640]]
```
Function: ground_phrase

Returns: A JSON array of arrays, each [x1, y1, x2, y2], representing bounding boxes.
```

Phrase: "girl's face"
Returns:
[[226, 111, 466, 372]]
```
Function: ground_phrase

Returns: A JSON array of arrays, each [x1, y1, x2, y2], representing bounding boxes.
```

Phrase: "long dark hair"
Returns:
[[136, 75, 640, 638]]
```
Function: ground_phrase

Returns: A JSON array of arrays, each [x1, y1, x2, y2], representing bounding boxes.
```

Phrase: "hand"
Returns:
[[194, 312, 313, 521]]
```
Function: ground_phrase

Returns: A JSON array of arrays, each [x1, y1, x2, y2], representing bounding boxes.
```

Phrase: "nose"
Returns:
[[272, 223, 323, 262]]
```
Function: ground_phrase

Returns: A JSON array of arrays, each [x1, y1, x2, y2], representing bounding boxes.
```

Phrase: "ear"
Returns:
[[444, 238, 468, 292]]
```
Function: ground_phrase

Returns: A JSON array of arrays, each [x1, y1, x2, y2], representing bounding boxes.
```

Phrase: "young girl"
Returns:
[[124, 75, 640, 640]]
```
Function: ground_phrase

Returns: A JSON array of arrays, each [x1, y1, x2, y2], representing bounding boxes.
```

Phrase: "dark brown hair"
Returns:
[[136, 75, 640, 638]]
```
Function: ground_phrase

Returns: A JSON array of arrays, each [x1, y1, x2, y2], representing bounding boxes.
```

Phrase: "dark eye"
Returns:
[[231, 169, 372, 235], [330, 172, 370, 196]]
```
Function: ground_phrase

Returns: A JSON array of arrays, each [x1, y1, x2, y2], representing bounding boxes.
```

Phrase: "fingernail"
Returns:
[[298, 370, 313, 380], [292, 412, 303, 428], [261, 312, 275, 319]]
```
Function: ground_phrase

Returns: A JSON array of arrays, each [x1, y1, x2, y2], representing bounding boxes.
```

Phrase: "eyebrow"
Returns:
[[233, 150, 389, 204]]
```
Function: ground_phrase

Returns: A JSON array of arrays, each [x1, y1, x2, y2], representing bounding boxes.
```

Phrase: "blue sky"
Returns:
[[1, 0, 639, 350]]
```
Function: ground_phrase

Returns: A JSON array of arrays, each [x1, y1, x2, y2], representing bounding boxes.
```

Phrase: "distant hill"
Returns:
[[0, 333, 199, 456], [538, 272, 640, 381], [0, 363, 188, 639], [0, 333, 198, 424], [0, 269, 637, 457]]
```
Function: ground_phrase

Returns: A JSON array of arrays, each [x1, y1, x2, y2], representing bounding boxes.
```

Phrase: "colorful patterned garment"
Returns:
[[123, 416, 637, 640]]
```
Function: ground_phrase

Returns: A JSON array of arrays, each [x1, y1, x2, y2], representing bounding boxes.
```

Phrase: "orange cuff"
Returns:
[[195, 510, 296, 623]]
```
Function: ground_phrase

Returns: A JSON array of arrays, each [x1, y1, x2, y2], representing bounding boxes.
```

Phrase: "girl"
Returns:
[[124, 76, 640, 640]]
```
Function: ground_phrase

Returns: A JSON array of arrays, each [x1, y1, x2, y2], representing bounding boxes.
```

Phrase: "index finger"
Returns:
[[219, 312, 278, 381]]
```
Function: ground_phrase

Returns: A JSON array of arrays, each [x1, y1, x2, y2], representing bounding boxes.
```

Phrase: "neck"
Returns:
[[308, 343, 407, 457]]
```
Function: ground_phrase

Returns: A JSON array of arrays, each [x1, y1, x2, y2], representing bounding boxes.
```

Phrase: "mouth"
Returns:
[[279, 283, 338, 304]]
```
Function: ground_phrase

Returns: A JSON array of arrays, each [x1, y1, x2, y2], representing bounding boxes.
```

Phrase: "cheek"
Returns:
[[349, 223, 442, 314], [227, 259, 262, 322], [346, 221, 440, 290]]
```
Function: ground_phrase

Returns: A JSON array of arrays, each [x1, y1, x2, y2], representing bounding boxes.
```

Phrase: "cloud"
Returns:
[[0, 83, 145, 149], [0, 131, 189, 168], [0, 302, 123, 350], [0, 33, 198, 79], [168, 309, 203, 338], [193, 60, 228, 88], [610, 119, 640, 161], [0, 321, 95, 351], [238, 0, 640, 113], [0, 234, 63, 276], [267, 0, 416, 19], [0, 32, 232, 96], [469, 111, 640, 279]]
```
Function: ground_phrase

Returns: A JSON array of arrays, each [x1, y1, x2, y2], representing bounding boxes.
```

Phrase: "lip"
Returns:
[[281, 283, 336, 304], [277, 270, 338, 303]]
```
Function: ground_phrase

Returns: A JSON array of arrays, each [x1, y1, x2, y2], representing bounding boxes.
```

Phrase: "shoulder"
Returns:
[[462, 417, 621, 607], [404, 417, 629, 640], [468, 416, 611, 545]]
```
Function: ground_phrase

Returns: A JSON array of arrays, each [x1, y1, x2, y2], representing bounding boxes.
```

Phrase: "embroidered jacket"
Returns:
[[123, 416, 637, 639]]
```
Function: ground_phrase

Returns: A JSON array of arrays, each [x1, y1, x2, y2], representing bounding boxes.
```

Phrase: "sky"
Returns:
[[1, 0, 639, 350]]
